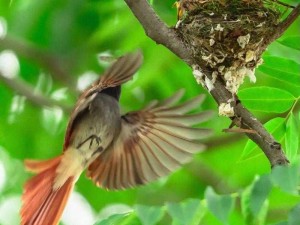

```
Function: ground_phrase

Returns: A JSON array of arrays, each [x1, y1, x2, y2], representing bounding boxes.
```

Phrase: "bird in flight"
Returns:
[[21, 51, 212, 225]]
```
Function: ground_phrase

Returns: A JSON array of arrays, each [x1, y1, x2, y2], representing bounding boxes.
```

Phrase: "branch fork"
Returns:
[[124, 0, 299, 167]]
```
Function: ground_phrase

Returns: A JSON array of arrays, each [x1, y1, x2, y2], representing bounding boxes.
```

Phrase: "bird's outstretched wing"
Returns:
[[87, 89, 213, 190], [63, 51, 143, 150], [84, 51, 143, 97]]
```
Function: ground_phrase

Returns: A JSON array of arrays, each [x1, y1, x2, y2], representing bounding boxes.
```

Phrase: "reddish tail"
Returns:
[[21, 156, 74, 225]]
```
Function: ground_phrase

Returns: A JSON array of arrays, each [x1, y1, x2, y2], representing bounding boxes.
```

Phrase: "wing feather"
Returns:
[[154, 95, 205, 115], [154, 124, 212, 140], [134, 142, 157, 183], [147, 132, 192, 163], [87, 92, 213, 190], [140, 138, 171, 177], [150, 128, 206, 153], [145, 134, 180, 171], [155, 89, 185, 108], [143, 100, 159, 111], [94, 51, 143, 90], [143, 89, 185, 111], [154, 111, 214, 126]]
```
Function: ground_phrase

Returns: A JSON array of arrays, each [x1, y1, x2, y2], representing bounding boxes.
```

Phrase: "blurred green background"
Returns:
[[0, 0, 299, 225]]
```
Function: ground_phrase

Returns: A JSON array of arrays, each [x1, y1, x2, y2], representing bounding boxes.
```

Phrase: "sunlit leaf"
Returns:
[[0, 50, 19, 79], [256, 200, 269, 225], [62, 192, 96, 225], [41, 107, 64, 135], [0, 17, 7, 38], [94, 213, 133, 225], [258, 56, 300, 87], [35, 73, 53, 94], [241, 117, 286, 160], [167, 199, 204, 225], [278, 36, 300, 51], [288, 204, 300, 225], [238, 87, 296, 113], [273, 221, 288, 225], [285, 113, 299, 163], [135, 205, 164, 225], [241, 175, 272, 225], [271, 163, 299, 194], [94, 214, 124, 225], [205, 187, 234, 225], [51, 88, 68, 101], [0, 195, 21, 225], [249, 175, 272, 215], [0, 161, 5, 194], [8, 95, 25, 124]]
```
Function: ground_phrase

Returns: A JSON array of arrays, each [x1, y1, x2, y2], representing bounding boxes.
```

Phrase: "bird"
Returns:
[[20, 51, 213, 225]]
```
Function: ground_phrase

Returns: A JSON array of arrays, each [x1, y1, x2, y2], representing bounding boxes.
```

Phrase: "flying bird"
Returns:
[[21, 51, 212, 225]]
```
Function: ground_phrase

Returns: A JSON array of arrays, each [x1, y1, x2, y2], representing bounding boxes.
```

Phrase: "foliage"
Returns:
[[0, 0, 299, 225]]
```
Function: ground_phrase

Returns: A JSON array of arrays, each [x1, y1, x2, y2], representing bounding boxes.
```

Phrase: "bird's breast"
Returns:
[[69, 93, 121, 165]]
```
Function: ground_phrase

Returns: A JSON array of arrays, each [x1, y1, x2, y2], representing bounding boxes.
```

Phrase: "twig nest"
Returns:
[[176, 0, 281, 94]]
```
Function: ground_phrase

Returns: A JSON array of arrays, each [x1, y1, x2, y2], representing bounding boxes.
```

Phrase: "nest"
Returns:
[[176, 0, 282, 94]]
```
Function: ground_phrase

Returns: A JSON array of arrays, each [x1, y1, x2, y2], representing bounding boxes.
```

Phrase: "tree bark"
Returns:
[[124, 0, 300, 167]]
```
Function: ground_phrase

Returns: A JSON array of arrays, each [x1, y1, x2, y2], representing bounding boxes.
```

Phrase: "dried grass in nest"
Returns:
[[176, 0, 283, 94]]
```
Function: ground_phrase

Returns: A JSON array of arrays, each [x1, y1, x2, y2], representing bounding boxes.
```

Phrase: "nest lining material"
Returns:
[[177, 0, 281, 94]]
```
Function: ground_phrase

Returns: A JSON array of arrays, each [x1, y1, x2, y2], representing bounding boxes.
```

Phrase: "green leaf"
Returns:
[[238, 87, 296, 113], [135, 205, 164, 225], [258, 56, 300, 87], [94, 213, 130, 225], [285, 113, 299, 163], [273, 222, 288, 225], [288, 203, 300, 225], [166, 199, 204, 225], [41, 107, 64, 135], [249, 175, 272, 216], [205, 187, 234, 225], [278, 36, 300, 51], [256, 200, 269, 225], [241, 117, 286, 160], [241, 175, 272, 225], [271, 163, 299, 194]]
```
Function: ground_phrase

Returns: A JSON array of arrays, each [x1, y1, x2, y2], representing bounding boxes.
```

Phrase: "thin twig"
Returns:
[[0, 36, 78, 94], [124, 0, 293, 167], [265, 4, 300, 45], [0, 72, 72, 112]]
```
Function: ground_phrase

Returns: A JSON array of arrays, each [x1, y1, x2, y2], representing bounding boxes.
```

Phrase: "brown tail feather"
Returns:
[[21, 157, 74, 225], [24, 156, 62, 173]]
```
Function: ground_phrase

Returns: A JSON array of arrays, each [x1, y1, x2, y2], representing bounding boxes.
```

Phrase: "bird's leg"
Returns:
[[89, 135, 101, 149], [91, 146, 104, 157], [77, 135, 102, 149]]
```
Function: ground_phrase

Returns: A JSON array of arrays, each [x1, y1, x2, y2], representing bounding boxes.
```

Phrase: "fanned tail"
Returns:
[[21, 156, 74, 225]]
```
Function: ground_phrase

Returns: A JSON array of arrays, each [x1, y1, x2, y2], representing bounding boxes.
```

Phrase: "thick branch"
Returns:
[[124, 0, 194, 65], [0, 73, 71, 112], [124, 0, 292, 167]]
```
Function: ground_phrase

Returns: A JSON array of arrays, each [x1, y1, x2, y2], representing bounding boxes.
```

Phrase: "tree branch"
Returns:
[[0, 36, 78, 94], [124, 0, 194, 65], [124, 0, 294, 167], [271, 4, 300, 42], [0, 72, 71, 112]]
